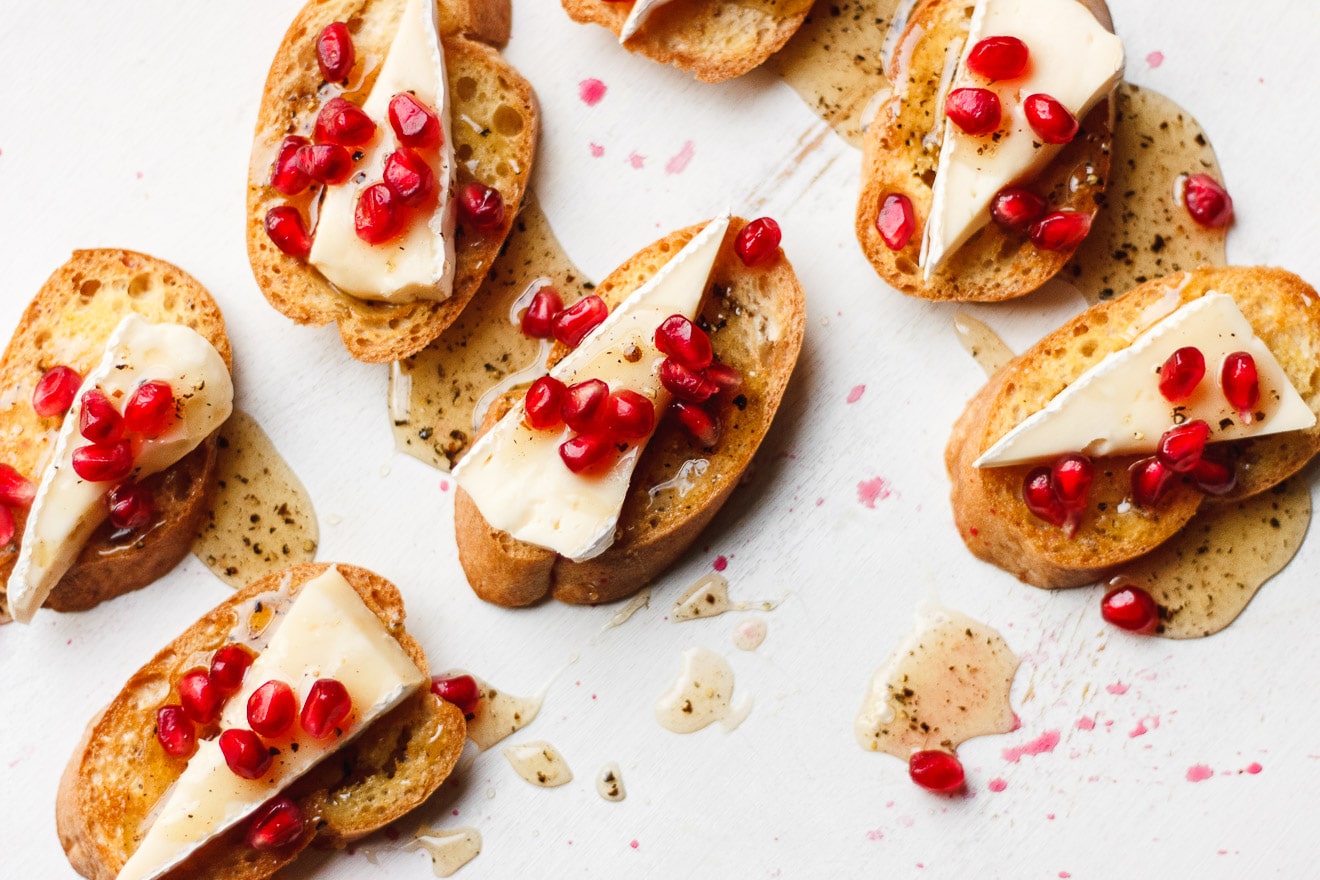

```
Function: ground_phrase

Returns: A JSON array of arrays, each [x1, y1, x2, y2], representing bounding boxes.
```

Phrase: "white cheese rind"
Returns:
[[975, 292, 1317, 467], [620, 0, 678, 42], [308, 0, 457, 302], [919, 0, 1125, 278], [115, 567, 427, 880], [453, 215, 731, 561], [7, 315, 233, 623]]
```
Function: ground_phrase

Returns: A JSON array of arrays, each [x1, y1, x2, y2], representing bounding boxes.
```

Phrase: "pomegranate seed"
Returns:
[[990, 187, 1047, 233], [908, 750, 966, 793], [33, 365, 82, 418], [270, 136, 311, 195], [430, 674, 481, 716], [1022, 467, 1068, 527], [524, 376, 567, 431], [295, 143, 353, 186], [552, 295, 608, 348], [660, 359, 718, 402], [246, 797, 305, 851], [734, 217, 781, 267], [1183, 174, 1234, 228], [966, 36, 1029, 80], [316, 22, 355, 83], [945, 87, 1001, 136], [1221, 351, 1259, 422], [388, 93, 443, 149], [301, 678, 352, 739], [603, 390, 655, 441], [79, 390, 124, 444], [654, 315, 713, 370], [877, 193, 916, 251], [559, 432, 614, 473], [178, 668, 223, 724], [1023, 93, 1078, 144], [1158, 347, 1205, 402], [155, 705, 197, 758], [703, 362, 742, 394], [248, 680, 298, 738], [1029, 211, 1091, 251], [1157, 420, 1210, 473], [313, 97, 376, 147], [355, 183, 405, 245], [0, 507, 12, 546], [209, 644, 256, 696], [458, 181, 505, 233], [1192, 452, 1237, 495], [521, 287, 564, 338], [0, 464, 36, 508], [124, 380, 176, 437], [672, 400, 720, 447], [219, 728, 273, 779], [561, 379, 609, 433], [1100, 583, 1159, 633], [106, 482, 155, 530], [1130, 456, 1174, 508], [71, 441, 134, 483], [1050, 453, 1093, 513], [265, 206, 312, 259], [382, 148, 435, 206]]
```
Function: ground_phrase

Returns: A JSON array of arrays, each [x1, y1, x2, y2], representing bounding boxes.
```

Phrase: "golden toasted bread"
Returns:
[[946, 267, 1320, 588], [246, 0, 538, 363]]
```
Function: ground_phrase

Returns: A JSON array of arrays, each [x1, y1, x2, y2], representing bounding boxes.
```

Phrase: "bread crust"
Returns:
[[946, 267, 1320, 588], [454, 218, 807, 606], [561, 0, 813, 83], [0, 249, 231, 619], [246, 0, 538, 363], [855, 0, 1116, 302], [57, 562, 466, 880]]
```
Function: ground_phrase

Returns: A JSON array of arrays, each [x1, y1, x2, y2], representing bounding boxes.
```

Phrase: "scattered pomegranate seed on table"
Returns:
[[1029, 211, 1091, 251], [559, 433, 613, 473], [271, 136, 311, 195], [32, 365, 81, 418], [0, 464, 36, 508], [71, 441, 134, 483], [383, 148, 436, 206], [79, 390, 124, 444], [1182, 174, 1234, 228], [296, 143, 354, 186], [1100, 583, 1159, 633], [966, 36, 1029, 80], [178, 668, 223, 724], [458, 181, 506, 232], [734, 217, 781, 267], [389, 93, 443, 149], [1221, 351, 1259, 422], [1129, 456, 1174, 508], [316, 22, 355, 83], [877, 193, 915, 250], [124, 380, 176, 437], [603, 390, 655, 440], [155, 705, 197, 758], [209, 645, 256, 695], [945, 87, 1002, 136], [355, 183, 405, 244], [990, 188, 1047, 232], [672, 400, 720, 448], [430, 673, 481, 717], [106, 482, 156, 530], [248, 680, 298, 738], [552, 295, 608, 348], [246, 798, 306, 850], [908, 750, 966, 793], [1158, 346, 1206, 401], [219, 728, 273, 779], [562, 379, 609, 433], [1023, 93, 1079, 144], [314, 97, 376, 147], [520, 287, 563, 338], [655, 315, 713, 369], [265, 207, 312, 259], [525, 376, 567, 430], [1157, 420, 1210, 473], [301, 678, 353, 739]]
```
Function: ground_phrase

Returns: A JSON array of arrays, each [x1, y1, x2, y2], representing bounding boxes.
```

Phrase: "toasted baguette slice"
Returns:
[[562, 0, 813, 83], [855, 0, 1116, 302], [946, 267, 1320, 589], [58, 562, 466, 880], [454, 217, 806, 606], [246, 0, 538, 363], [0, 250, 231, 619]]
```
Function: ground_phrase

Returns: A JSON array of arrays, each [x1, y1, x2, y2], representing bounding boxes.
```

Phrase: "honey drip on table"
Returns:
[[655, 646, 753, 733], [671, 573, 781, 621], [502, 740, 573, 787], [596, 762, 627, 802], [951, 312, 1015, 377], [408, 827, 482, 877], [192, 410, 318, 588], [450, 672, 543, 751]]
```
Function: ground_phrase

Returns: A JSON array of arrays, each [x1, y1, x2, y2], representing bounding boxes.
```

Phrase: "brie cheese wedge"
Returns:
[[454, 215, 730, 561], [620, 0, 677, 42]]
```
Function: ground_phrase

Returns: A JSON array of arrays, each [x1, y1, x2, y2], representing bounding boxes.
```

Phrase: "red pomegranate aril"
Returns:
[[1158, 347, 1206, 402], [79, 390, 124, 444], [552, 295, 608, 348], [124, 380, 176, 438], [219, 728, 273, 779], [313, 97, 376, 147], [1029, 211, 1091, 251], [209, 644, 256, 696], [703, 362, 743, 394], [155, 705, 197, 758], [271, 136, 311, 195], [383, 148, 435, 206], [1023, 93, 1078, 144], [877, 193, 916, 250], [458, 181, 505, 233], [388, 92, 443, 149], [178, 668, 223, 724], [0, 507, 12, 546], [301, 678, 353, 739], [1157, 420, 1210, 474], [1130, 456, 1174, 508], [734, 217, 782, 267], [33, 365, 82, 418], [355, 183, 405, 245], [0, 464, 36, 508], [1050, 453, 1093, 513], [561, 378, 609, 433], [603, 390, 655, 441], [316, 22, 355, 83], [1100, 583, 1159, 633], [1183, 173, 1234, 228], [296, 143, 353, 186], [1022, 467, 1068, 527], [106, 482, 155, 530], [990, 187, 1047, 233], [248, 680, 298, 738], [673, 400, 720, 447], [945, 87, 1001, 136], [1192, 453, 1236, 495], [265, 207, 312, 259], [71, 441, 134, 483], [525, 376, 567, 431], [654, 315, 713, 370], [1221, 351, 1259, 422], [246, 797, 305, 851], [521, 287, 563, 338], [431, 673, 481, 717], [908, 750, 966, 793], [966, 35, 1029, 80], [660, 359, 718, 402], [559, 432, 614, 473]]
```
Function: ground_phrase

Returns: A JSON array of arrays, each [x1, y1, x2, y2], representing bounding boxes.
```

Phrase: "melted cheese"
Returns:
[[620, 0, 678, 42]]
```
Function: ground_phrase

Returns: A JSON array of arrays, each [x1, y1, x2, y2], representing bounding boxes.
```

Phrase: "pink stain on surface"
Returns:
[[1129, 715, 1160, 738], [1146, 50, 1164, 68], [1059, 873, 1072, 878], [713, 555, 728, 572], [578, 78, 607, 106], [1105, 681, 1130, 695], [1187, 764, 1214, 783], [857, 477, 894, 508], [1076, 716, 1096, 731], [1002, 730, 1060, 763], [1246, 762, 1263, 774], [866, 829, 885, 841], [629, 840, 640, 850], [439, 479, 449, 492], [135, 170, 144, 179], [846, 384, 866, 404], [987, 778, 1007, 792], [589, 142, 605, 158], [626, 151, 646, 169], [665, 140, 695, 175]]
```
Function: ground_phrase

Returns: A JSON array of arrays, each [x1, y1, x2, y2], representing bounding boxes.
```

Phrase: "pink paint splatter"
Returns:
[[815, 497, 824, 507], [1186, 764, 1214, 782], [713, 555, 728, 572], [439, 479, 450, 492], [1245, 762, 1263, 774], [589, 142, 605, 158], [1076, 716, 1096, 731], [135, 170, 144, 179], [1011, 712, 1022, 732], [1129, 715, 1160, 738], [626, 151, 646, 169], [1059, 873, 1072, 878], [578, 78, 607, 106], [629, 840, 640, 850], [1105, 681, 1130, 695], [1002, 730, 1060, 763], [987, 778, 1007, 792], [1046, 813, 1056, 821], [857, 477, 893, 508], [1146, 50, 1164, 68], [665, 140, 695, 175], [846, 384, 866, 404], [866, 829, 885, 841]]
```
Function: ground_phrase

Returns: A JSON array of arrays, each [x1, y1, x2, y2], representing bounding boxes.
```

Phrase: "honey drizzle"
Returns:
[[951, 311, 1015, 377]]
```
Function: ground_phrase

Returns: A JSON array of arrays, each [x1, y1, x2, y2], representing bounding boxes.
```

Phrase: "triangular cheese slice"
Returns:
[[620, 0, 676, 42]]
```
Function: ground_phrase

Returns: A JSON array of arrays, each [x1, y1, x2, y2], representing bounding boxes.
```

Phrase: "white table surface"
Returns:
[[3, 1, 1320, 877]]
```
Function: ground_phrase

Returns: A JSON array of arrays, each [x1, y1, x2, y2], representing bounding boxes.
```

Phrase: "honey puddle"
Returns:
[[671, 573, 781, 621], [655, 646, 753, 733], [408, 827, 481, 877], [192, 410, 318, 588], [732, 617, 768, 651], [502, 740, 573, 787], [596, 762, 627, 802], [951, 312, 1015, 377], [390, 193, 592, 470], [855, 604, 1018, 760], [445, 672, 543, 751], [598, 587, 652, 636]]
